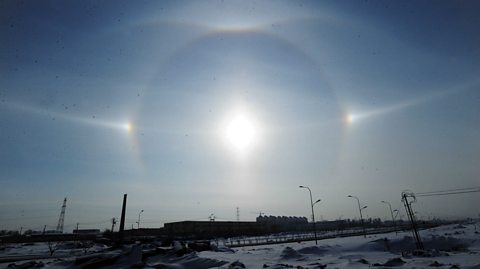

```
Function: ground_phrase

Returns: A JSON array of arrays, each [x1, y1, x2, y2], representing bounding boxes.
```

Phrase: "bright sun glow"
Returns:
[[225, 114, 256, 153], [123, 122, 132, 132], [345, 113, 356, 124]]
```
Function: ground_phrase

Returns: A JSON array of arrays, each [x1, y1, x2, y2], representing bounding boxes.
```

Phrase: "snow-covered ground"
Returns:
[[1, 222, 479, 268], [200, 222, 480, 268]]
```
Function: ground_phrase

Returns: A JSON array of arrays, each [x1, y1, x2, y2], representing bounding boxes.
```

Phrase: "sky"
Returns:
[[1, 0, 480, 232]]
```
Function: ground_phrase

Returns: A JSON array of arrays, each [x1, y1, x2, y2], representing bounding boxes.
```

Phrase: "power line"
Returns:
[[0, 215, 58, 221], [416, 186, 480, 195], [416, 189, 480, 197]]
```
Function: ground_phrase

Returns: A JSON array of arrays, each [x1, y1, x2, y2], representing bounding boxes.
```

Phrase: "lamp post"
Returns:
[[381, 200, 397, 233], [393, 209, 399, 233], [137, 209, 144, 229], [299, 185, 320, 245], [348, 195, 367, 237]]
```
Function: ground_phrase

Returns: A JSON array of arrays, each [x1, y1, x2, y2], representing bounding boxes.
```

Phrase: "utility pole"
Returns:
[[137, 210, 144, 229], [111, 218, 116, 232], [74, 222, 79, 244], [236, 207, 240, 222], [402, 191, 424, 251]]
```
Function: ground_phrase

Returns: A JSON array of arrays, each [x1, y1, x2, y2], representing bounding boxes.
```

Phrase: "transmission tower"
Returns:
[[56, 197, 67, 233]]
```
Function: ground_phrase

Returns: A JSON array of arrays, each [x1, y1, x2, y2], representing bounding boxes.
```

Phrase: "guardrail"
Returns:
[[222, 225, 433, 248]]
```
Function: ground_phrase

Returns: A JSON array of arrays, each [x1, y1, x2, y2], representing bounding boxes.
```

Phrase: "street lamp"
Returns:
[[348, 195, 367, 237], [381, 201, 397, 233], [137, 209, 144, 229], [393, 209, 399, 233], [299, 185, 319, 245]]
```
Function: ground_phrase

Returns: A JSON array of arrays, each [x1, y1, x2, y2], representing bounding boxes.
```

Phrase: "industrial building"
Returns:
[[163, 221, 268, 239], [163, 216, 310, 239]]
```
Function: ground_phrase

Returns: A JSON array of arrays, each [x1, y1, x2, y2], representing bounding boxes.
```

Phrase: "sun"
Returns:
[[225, 114, 256, 153]]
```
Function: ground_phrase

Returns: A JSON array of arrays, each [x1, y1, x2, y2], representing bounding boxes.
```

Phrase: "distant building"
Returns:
[[164, 216, 310, 239], [73, 229, 101, 235], [256, 216, 308, 232], [316, 220, 348, 230], [163, 221, 269, 239], [127, 228, 164, 237]]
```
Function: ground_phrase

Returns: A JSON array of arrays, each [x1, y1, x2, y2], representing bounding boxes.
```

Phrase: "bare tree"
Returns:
[[46, 240, 60, 256]]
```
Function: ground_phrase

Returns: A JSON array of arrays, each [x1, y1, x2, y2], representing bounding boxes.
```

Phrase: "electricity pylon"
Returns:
[[56, 197, 67, 233]]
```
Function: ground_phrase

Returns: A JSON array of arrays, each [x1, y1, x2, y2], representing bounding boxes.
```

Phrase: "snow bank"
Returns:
[[297, 245, 338, 256], [147, 252, 229, 268], [356, 234, 474, 254], [279, 246, 304, 260]]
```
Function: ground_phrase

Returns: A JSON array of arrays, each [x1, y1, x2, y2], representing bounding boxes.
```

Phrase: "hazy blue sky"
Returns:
[[1, 0, 479, 231]]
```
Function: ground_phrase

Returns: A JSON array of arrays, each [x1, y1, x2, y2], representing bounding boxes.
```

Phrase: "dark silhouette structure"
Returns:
[[402, 191, 424, 250], [256, 215, 308, 232], [56, 197, 67, 233], [164, 216, 309, 239], [119, 194, 127, 239], [164, 221, 267, 239]]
